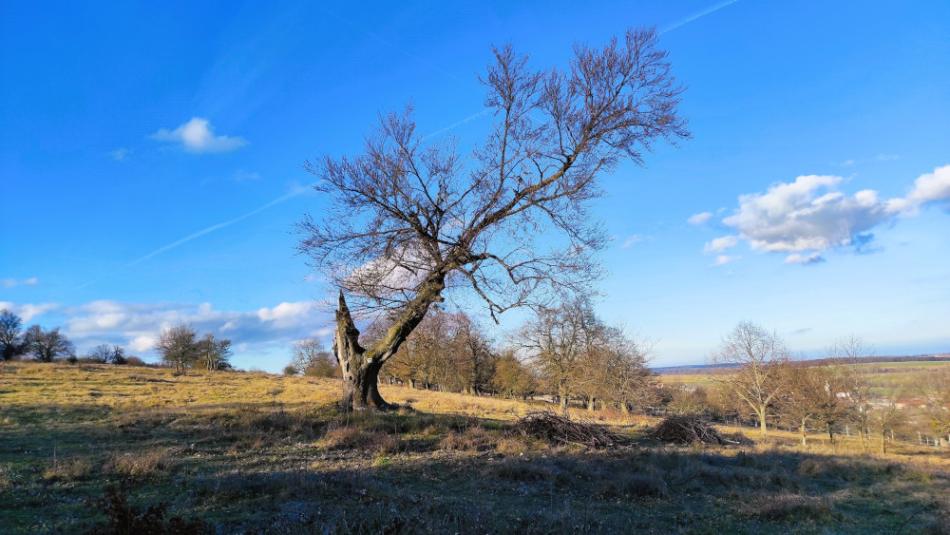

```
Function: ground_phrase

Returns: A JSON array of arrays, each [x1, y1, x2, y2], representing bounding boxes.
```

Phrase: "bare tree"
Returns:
[[827, 336, 875, 448], [520, 297, 598, 409], [156, 325, 198, 373], [872, 395, 903, 455], [809, 362, 859, 447], [291, 339, 338, 378], [715, 322, 788, 437], [0, 310, 27, 361], [24, 325, 74, 362], [86, 344, 113, 364], [777, 363, 822, 446], [298, 29, 687, 410], [919, 367, 950, 444], [197, 334, 232, 371]]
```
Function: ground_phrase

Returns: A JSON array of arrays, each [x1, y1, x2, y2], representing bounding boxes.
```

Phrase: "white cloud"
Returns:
[[886, 164, 950, 215], [704, 235, 738, 253], [0, 301, 58, 322], [712, 255, 737, 266], [151, 117, 246, 153], [693, 165, 950, 265], [721, 174, 889, 254], [256, 301, 317, 327], [129, 335, 157, 353], [784, 252, 825, 265], [621, 234, 644, 249], [2, 277, 39, 288], [110, 148, 131, 161], [687, 211, 713, 225]]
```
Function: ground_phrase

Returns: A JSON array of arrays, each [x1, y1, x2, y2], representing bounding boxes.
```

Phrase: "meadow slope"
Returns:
[[1, 362, 947, 533]]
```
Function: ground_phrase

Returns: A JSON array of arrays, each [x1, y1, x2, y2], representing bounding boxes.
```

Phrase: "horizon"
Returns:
[[2, 0, 949, 372]]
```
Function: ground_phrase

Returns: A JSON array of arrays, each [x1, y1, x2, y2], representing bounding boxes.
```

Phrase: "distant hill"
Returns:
[[652, 353, 950, 375]]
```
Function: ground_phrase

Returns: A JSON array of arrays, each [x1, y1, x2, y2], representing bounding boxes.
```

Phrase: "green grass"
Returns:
[[1, 362, 948, 533]]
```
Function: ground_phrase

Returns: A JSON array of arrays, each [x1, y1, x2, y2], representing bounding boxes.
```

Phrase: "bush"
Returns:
[[283, 365, 298, 376], [42, 457, 93, 482], [106, 448, 176, 479]]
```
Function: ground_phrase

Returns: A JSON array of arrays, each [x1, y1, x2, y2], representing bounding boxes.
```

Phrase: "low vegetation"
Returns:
[[1, 362, 948, 533]]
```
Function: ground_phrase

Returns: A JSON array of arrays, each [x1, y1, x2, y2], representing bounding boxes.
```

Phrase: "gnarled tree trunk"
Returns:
[[333, 274, 446, 411], [334, 293, 396, 411]]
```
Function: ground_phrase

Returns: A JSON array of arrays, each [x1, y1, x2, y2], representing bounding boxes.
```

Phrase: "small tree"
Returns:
[[491, 351, 536, 399], [86, 344, 113, 363], [24, 325, 74, 362], [715, 322, 788, 437], [872, 396, 903, 454], [109, 345, 128, 365], [156, 325, 198, 373], [777, 363, 822, 446], [808, 362, 858, 447], [298, 28, 687, 410], [520, 297, 598, 409], [291, 339, 338, 378], [919, 367, 950, 444], [0, 310, 27, 361], [197, 334, 231, 371]]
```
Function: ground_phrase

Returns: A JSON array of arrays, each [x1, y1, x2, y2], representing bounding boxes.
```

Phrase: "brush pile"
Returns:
[[652, 415, 731, 445], [514, 412, 626, 449]]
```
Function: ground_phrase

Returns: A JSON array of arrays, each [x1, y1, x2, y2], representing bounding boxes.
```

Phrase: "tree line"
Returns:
[[284, 303, 948, 451], [0, 309, 231, 372], [0, 309, 146, 365]]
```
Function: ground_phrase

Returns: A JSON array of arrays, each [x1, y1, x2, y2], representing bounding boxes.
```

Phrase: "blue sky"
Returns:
[[2, 1, 949, 371]]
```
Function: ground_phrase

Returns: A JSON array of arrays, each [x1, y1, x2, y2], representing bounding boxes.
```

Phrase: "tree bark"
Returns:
[[800, 420, 808, 446], [334, 292, 396, 411], [333, 276, 445, 411], [757, 408, 768, 437]]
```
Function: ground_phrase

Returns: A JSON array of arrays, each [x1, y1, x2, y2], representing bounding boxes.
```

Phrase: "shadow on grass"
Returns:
[[0, 404, 947, 534]]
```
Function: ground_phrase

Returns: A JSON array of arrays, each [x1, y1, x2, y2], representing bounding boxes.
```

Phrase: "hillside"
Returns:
[[1, 362, 948, 533]]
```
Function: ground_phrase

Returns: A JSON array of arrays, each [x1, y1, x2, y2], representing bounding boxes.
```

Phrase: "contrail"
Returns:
[[74, 184, 316, 289], [660, 0, 740, 34], [126, 185, 315, 267], [421, 109, 491, 141]]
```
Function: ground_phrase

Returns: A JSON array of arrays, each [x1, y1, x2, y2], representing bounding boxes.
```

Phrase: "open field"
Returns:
[[1, 362, 948, 533]]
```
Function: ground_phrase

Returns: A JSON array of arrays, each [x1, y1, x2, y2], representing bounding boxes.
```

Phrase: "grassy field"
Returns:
[[1, 362, 948, 533]]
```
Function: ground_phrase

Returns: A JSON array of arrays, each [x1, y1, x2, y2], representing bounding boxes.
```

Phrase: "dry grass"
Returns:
[[41, 456, 94, 482], [105, 447, 178, 479], [318, 426, 400, 454], [1, 361, 948, 533]]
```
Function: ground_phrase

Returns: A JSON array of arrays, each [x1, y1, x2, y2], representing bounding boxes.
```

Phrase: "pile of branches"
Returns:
[[514, 411, 627, 449], [651, 415, 735, 445]]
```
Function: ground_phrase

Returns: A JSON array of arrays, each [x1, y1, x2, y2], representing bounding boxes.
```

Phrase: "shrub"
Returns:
[[106, 448, 176, 479], [42, 457, 93, 482], [0, 464, 13, 491]]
